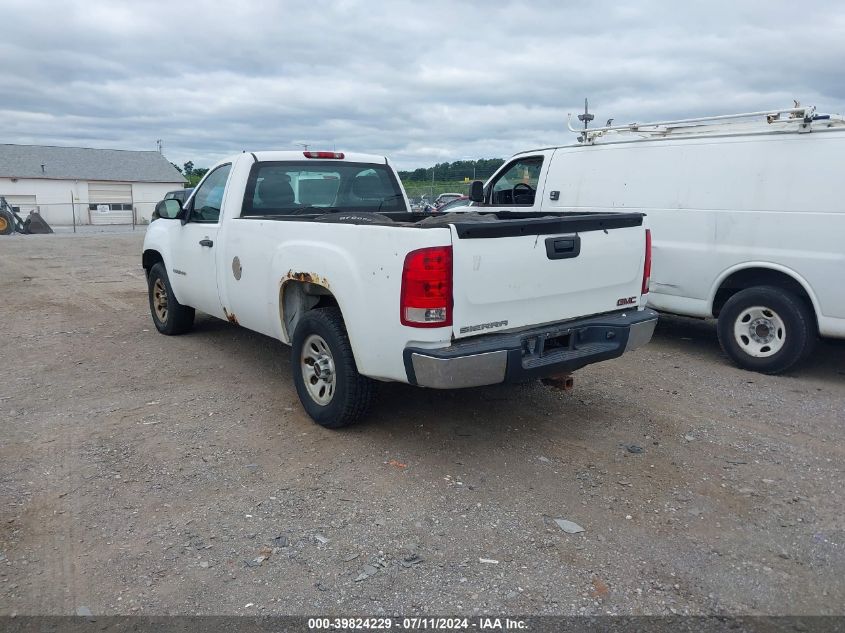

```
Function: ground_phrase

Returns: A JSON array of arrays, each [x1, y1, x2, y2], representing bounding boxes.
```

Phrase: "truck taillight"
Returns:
[[642, 229, 652, 294], [303, 151, 344, 159], [400, 246, 453, 328]]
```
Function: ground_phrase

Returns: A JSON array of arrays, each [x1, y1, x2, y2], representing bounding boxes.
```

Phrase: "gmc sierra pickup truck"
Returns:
[[143, 150, 657, 428]]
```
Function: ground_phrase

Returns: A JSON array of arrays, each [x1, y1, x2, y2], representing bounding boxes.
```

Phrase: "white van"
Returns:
[[470, 106, 845, 373]]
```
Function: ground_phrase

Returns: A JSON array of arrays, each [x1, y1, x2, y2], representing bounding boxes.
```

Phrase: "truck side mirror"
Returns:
[[469, 180, 484, 203], [155, 199, 183, 220]]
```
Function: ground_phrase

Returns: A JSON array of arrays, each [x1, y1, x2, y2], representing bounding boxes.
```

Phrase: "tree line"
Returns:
[[397, 158, 505, 183], [171, 161, 209, 187]]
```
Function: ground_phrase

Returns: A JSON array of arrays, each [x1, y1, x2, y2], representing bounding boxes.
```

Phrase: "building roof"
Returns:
[[0, 144, 186, 183]]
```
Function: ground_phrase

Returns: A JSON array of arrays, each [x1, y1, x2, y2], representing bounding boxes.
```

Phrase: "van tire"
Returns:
[[291, 307, 374, 428], [716, 286, 815, 374], [148, 262, 195, 335]]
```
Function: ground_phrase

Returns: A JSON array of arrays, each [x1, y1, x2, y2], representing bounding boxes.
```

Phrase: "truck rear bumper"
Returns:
[[404, 309, 658, 389]]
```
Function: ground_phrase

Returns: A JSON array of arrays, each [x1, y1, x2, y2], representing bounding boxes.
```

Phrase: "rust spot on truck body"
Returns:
[[283, 270, 331, 289], [223, 308, 239, 325]]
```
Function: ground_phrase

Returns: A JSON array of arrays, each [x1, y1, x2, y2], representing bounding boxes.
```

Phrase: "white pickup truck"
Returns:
[[143, 150, 657, 428]]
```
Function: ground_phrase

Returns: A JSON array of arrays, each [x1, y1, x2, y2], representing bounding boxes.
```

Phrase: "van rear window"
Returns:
[[241, 161, 406, 217]]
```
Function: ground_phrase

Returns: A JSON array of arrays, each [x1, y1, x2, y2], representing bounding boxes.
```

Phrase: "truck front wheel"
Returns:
[[291, 307, 374, 428], [716, 286, 815, 374], [147, 262, 195, 335]]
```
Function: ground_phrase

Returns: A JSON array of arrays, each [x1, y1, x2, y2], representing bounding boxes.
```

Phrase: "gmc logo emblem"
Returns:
[[617, 296, 637, 306]]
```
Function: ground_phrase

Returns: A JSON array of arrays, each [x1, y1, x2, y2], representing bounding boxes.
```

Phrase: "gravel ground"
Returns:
[[0, 231, 843, 616]]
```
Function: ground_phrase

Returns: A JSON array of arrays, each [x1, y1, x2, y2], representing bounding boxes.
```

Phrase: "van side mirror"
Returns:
[[155, 199, 182, 220], [469, 180, 484, 203]]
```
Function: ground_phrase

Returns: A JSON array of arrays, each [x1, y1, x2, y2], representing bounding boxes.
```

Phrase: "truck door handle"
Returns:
[[545, 235, 581, 260], [199, 239, 214, 247]]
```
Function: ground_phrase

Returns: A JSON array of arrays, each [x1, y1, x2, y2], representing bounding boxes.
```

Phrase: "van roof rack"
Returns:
[[566, 105, 845, 143]]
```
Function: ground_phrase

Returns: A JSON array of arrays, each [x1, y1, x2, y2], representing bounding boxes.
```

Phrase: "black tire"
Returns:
[[291, 307, 374, 428], [0, 210, 14, 235], [716, 285, 816, 374], [147, 262, 195, 335]]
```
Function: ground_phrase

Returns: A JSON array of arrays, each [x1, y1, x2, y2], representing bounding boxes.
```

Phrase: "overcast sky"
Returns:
[[1, 0, 844, 170]]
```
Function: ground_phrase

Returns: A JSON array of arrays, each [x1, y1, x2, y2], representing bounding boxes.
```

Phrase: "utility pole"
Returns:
[[296, 143, 310, 152], [156, 139, 163, 154]]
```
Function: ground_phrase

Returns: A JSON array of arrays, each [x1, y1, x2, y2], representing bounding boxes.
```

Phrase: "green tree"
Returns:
[[188, 167, 208, 186], [173, 161, 210, 186], [398, 158, 505, 184]]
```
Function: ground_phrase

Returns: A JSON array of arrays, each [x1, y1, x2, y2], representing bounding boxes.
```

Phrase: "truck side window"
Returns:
[[490, 157, 543, 206], [189, 164, 232, 223]]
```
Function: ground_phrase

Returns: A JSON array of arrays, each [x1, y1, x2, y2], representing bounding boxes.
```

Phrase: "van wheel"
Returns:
[[147, 263, 195, 335], [291, 307, 374, 428], [716, 286, 815, 374]]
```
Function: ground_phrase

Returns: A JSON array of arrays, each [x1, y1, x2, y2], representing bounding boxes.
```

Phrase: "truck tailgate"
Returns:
[[449, 214, 646, 339]]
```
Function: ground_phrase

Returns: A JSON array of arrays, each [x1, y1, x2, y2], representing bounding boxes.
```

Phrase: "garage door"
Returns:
[[3, 195, 38, 214], [88, 183, 133, 225]]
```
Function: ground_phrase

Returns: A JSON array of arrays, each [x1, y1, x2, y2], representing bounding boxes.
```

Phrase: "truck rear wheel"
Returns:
[[716, 286, 815, 374], [147, 262, 195, 335], [291, 307, 374, 428]]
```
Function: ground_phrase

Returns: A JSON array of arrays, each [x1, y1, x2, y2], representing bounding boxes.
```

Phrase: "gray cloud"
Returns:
[[1, 0, 843, 169]]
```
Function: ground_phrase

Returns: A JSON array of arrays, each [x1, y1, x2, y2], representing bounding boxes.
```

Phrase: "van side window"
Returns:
[[489, 157, 543, 206], [189, 164, 232, 223]]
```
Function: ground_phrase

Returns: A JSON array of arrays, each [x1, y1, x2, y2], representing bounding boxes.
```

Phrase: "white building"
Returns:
[[0, 144, 186, 226]]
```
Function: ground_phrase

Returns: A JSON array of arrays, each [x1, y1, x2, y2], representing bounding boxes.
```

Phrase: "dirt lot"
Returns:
[[1, 231, 843, 616]]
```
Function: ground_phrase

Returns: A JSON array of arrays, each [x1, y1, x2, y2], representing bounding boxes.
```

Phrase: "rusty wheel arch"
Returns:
[[279, 272, 339, 342]]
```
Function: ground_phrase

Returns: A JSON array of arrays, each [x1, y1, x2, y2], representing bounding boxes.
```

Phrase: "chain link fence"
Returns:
[[0, 200, 168, 231], [399, 167, 501, 206], [4, 163, 506, 230]]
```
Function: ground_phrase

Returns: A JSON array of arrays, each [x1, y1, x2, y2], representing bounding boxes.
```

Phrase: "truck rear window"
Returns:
[[241, 161, 407, 217]]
